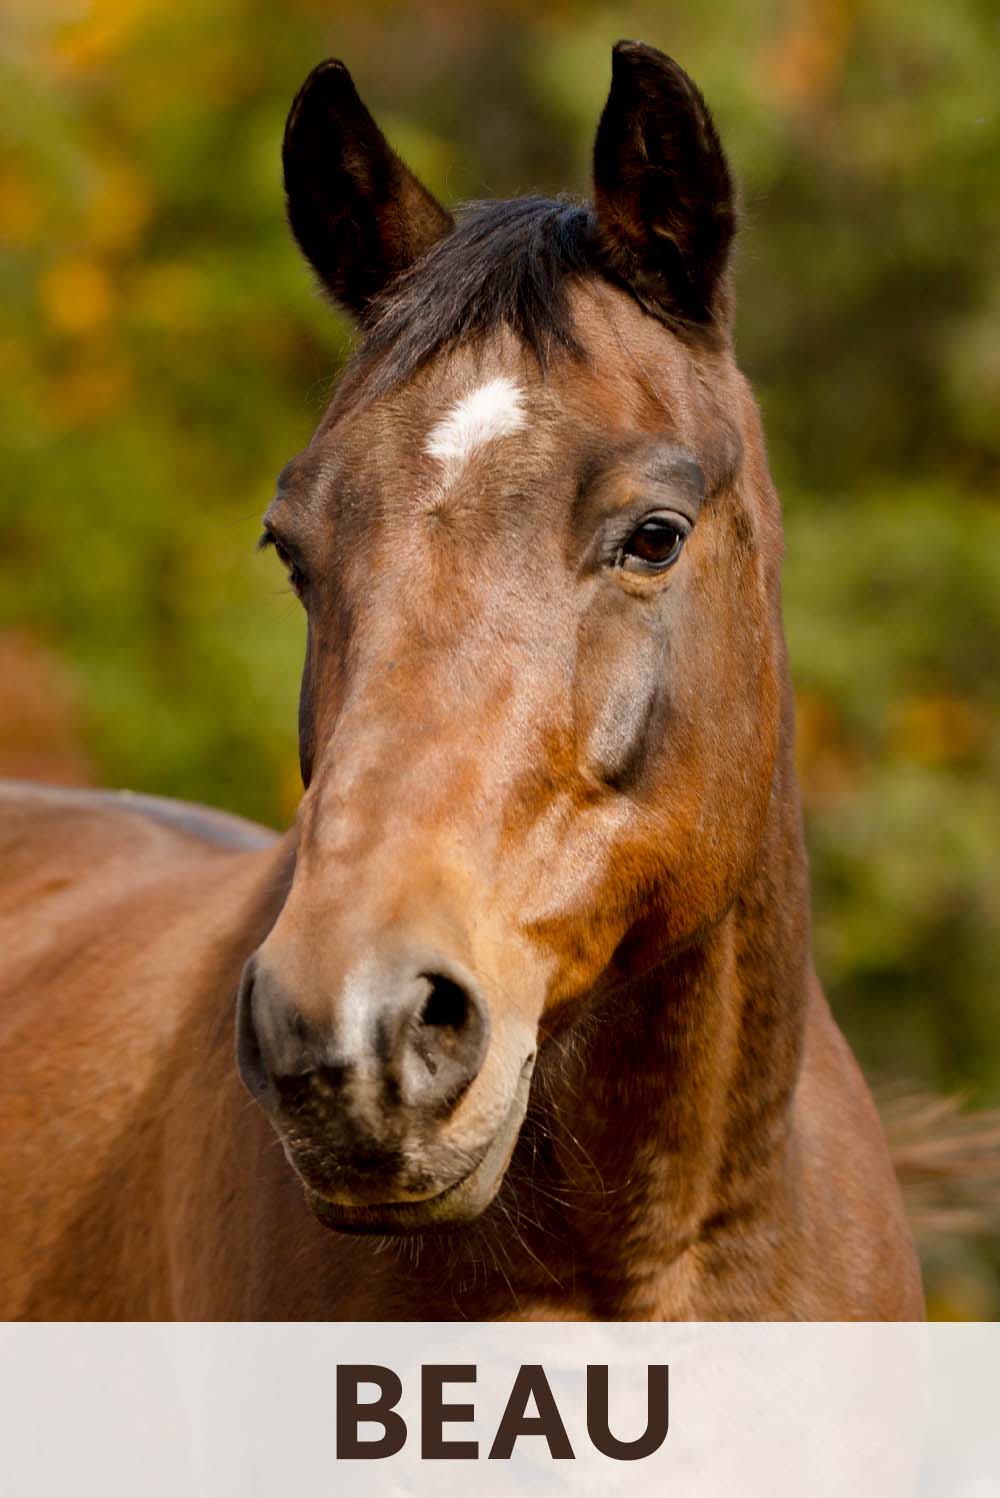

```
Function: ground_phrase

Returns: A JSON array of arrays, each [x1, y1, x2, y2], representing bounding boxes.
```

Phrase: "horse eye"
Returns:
[[618, 517, 687, 572], [263, 532, 307, 595], [281, 552, 307, 596]]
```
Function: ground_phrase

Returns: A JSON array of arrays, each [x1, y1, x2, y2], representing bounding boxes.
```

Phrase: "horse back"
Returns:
[[0, 780, 285, 1318]]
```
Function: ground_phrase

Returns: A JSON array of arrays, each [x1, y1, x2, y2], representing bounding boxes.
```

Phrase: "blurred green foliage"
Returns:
[[1, 0, 997, 1313]]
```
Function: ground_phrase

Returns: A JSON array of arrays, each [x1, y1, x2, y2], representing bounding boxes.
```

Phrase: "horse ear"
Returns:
[[592, 42, 736, 327], [283, 60, 454, 320]]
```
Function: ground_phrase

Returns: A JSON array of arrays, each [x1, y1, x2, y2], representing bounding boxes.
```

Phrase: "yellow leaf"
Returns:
[[50, 0, 166, 75], [0, 168, 42, 247], [38, 257, 115, 336], [891, 695, 984, 766], [87, 160, 152, 254], [48, 354, 132, 429]]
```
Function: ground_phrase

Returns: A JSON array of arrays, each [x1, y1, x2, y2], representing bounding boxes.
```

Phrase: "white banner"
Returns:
[[1, 1323, 997, 1496]]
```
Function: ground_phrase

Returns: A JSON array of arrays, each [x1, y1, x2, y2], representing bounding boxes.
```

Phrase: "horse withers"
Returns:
[[0, 43, 928, 1318]]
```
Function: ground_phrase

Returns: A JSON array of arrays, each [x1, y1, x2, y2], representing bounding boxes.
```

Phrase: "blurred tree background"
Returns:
[[1, 0, 997, 1312]]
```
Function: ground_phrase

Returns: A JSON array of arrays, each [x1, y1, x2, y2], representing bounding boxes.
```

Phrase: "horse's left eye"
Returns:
[[277, 544, 307, 595], [261, 529, 307, 596], [618, 517, 687, 572]]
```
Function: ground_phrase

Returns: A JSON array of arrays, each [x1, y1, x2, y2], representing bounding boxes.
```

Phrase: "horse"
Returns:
[[2, 41, 966, 1319]]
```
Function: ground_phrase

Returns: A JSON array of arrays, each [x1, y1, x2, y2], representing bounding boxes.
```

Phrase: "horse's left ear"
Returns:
[[593, 42, 736, 327], [283, 59, 454, 320]]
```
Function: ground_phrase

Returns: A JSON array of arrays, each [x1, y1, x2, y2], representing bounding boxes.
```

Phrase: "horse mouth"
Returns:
[[303, 1055, 535, 1235]]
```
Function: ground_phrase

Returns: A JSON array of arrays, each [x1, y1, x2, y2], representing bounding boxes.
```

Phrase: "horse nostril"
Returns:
[[407, 971, 489, 1107], [235, 960, 271, 1099], [238, 955, 491, 1123], [236, 959, 325, 1106], [417, 974, 472, 1063]]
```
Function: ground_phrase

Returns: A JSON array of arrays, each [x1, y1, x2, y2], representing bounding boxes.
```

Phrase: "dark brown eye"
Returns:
[[273, 539, 300, 584], [276, 543, 306, 595], [259, 528, 307, 596], [618, 516, 687, 572]]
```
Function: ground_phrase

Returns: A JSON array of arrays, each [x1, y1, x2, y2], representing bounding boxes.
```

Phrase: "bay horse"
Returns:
[[0, 43, 936, 1319]]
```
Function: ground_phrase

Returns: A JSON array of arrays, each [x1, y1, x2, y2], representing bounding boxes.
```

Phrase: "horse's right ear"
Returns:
[[283, 60, 453, 321], [592, 42, 736, 327]]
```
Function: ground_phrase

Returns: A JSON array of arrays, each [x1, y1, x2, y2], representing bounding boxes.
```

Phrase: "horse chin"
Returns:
[[302, 1055, 535, 1236]]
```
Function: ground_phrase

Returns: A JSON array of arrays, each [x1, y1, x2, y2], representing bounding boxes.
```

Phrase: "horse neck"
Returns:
[[530, 709, 812, 1311]]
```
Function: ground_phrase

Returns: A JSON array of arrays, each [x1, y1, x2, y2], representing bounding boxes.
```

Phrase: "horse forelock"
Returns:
[[328, 196, 728, 414]]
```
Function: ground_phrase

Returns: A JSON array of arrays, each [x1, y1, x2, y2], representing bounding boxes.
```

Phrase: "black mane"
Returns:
[[357, 196, 599, 395]]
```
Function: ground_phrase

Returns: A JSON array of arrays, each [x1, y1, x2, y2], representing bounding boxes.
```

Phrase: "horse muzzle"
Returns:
[[235, 950, 536, 1231], [302, 1053, 535, 1233]]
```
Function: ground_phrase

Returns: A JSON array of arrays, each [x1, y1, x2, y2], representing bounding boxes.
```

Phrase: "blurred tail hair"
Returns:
[[881, 1089, 1000, 1237]]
